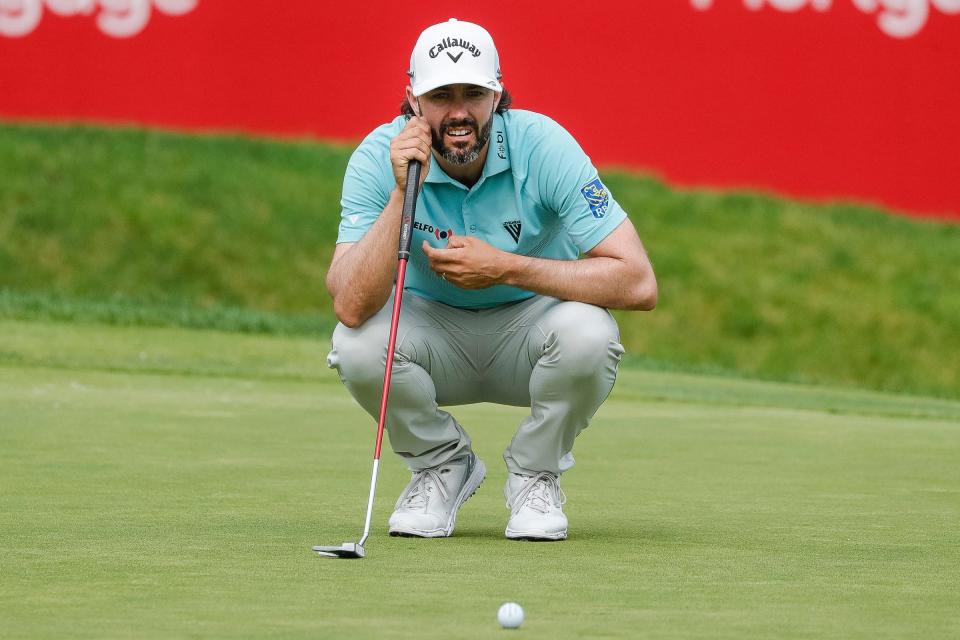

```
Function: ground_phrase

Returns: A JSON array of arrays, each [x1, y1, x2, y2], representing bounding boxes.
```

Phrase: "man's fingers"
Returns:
[[394, 131, 431, 149], [406, 116, 431, 133], [445, 236, 469, 248], [405, 115, 427, 128], [393, 138, 426, 150], [391, 145, 430, 181], [400, 148, 429, 166], [393, 140, 430, 161], [391, 118, 432, 174], [430, 241, 468, 267], [403, 118, 432, 144], [421, 241, 447, 268], [426, 251, 454, 266]]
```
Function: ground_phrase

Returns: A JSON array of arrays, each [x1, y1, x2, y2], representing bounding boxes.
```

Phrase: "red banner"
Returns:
[[2, 1, 958, 219]]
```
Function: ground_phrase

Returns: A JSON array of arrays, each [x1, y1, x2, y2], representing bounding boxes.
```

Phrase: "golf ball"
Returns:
[[497, 602, 524, 629]]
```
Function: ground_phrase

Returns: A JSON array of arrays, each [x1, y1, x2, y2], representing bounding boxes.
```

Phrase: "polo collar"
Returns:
[[424, 112, 511, 188]]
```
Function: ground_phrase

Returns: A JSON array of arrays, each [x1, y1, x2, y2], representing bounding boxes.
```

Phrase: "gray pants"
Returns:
[[327, 292, 624, 476]]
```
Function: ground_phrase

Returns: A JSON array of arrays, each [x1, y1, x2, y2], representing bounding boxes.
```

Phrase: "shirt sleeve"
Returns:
[[337, 126, 397, 244], [526, 117, 628, 253]]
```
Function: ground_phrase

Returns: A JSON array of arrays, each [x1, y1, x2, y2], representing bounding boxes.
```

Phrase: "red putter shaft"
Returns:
[[312, 159, 422, 559], [373, 159, 421, 461], [373, 258, 409, 460]]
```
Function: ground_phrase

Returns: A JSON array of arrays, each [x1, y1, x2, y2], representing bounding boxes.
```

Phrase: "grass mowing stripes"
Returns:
[[1, 121, 958, 399], [1, 320, 958, 639], [3, 319, 959, 422]]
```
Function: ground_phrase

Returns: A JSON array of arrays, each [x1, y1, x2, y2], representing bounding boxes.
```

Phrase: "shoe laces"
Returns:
[[508, 472, 566, 515], [397, 468, 450, 511]]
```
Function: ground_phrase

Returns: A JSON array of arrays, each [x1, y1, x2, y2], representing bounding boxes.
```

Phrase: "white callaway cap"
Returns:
[[408, 18, 502, 97]]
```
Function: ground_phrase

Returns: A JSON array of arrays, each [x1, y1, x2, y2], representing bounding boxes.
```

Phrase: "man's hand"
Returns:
[[390, 117, 431, 190], [422, 237, 513, 289]]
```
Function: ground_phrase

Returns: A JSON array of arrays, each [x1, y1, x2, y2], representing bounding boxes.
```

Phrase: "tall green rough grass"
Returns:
[[0, 123, 344, 313], [604, 174, 960, 397], [1, 122, 958, 397]]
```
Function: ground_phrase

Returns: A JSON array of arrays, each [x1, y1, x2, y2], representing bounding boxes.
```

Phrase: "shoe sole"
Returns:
[[505, 528, 567, 541], [389, 457, 487, 538]]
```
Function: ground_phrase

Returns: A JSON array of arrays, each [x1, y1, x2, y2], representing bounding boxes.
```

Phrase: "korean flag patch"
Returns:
[[580, 177, 609, 219]]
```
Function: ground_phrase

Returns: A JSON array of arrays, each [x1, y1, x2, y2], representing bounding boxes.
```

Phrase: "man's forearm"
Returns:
[[326, 189, 405, 327], [501, 253, 656, 311]]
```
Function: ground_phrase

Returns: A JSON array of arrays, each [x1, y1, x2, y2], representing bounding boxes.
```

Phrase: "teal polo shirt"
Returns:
[[337, 109, 628, 309]]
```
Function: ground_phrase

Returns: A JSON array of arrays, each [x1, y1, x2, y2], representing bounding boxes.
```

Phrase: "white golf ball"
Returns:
[[497, 602, 524, 629]]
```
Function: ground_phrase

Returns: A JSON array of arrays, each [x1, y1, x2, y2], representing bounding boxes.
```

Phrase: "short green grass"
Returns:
[[2, 122, 959, 398], [2, 319, 958, 639]]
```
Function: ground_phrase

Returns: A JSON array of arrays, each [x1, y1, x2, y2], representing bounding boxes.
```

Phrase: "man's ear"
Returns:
[[493, 89, 503, 112], [405, 86, 420, 117]]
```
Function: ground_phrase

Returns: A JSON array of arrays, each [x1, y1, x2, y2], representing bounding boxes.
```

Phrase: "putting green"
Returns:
[[1, 320, 958, 638]]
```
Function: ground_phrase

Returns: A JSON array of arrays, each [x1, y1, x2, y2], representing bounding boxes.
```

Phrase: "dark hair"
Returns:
[[400, 87, 513, 117]]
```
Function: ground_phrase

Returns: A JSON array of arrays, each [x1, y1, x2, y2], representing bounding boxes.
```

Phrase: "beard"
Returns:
[[431, 112, 494, 166]]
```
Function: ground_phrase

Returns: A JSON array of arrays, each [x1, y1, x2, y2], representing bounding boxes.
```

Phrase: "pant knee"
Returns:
[[328, 322, 387, 387], [539, 303, 623, 371]]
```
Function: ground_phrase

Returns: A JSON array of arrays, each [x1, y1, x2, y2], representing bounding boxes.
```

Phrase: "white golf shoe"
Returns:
[[388, 453, 486, 538], [504, 472, 568, 541]]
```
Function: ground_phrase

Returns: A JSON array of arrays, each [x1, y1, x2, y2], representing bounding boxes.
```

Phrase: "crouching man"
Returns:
[[325, 19, 657, 540]]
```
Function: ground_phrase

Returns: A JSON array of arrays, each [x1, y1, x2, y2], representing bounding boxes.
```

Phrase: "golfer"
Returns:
[[326, 18, 657, 540]]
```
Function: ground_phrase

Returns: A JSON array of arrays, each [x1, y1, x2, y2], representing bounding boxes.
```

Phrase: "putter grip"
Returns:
[[398, 161, 421, 260]]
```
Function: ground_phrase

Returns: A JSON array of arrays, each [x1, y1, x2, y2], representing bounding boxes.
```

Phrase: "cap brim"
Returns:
[[411, 72, 503, 97]]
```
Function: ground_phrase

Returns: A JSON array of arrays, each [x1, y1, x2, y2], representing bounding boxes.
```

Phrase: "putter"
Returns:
[[313, 159, 422, 560]]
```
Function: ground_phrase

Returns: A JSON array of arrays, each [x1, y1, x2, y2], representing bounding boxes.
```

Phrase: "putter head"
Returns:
[[312, 542, 365, 559]]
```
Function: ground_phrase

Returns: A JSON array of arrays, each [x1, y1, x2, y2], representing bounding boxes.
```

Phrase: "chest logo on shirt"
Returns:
[[414, 220, 454, 243], [580, 178, 610, 219], [502, 220, 522, 243]]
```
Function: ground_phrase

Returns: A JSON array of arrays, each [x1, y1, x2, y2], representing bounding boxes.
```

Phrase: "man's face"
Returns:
[[417, 84, 498, 166]]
